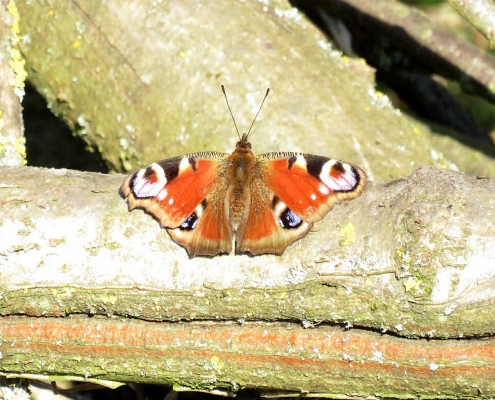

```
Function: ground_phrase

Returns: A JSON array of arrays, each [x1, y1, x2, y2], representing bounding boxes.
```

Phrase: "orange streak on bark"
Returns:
[[1, 316, 494, 391]]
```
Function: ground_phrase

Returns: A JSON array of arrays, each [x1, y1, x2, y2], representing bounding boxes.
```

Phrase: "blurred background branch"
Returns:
[[448, 0, 495, 48]]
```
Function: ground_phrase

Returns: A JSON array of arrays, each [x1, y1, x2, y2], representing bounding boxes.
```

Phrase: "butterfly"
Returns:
[[120, 86, 367, 257]]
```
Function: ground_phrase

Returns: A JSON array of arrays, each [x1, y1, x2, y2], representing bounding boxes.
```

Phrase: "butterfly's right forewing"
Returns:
[[235, 152, 366, 255]]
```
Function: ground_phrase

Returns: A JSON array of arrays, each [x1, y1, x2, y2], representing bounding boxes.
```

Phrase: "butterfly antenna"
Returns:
[[246, 88, 270, 139], [221, 85, 242, 141]]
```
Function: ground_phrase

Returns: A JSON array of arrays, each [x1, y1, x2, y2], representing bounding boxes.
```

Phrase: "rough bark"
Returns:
[[0, 164, 495, 395], [2, 317, 495, 398], [0, 0, 26, 166]]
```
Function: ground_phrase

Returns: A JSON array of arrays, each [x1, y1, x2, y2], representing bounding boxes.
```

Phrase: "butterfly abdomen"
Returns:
[[227, 147, 255, 231]]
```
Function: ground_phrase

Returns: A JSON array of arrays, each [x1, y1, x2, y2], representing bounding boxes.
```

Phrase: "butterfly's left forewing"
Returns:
[[236, 152, 366, 255], [120, 152, 234, 256]]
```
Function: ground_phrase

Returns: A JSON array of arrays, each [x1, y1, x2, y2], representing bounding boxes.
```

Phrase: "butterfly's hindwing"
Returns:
[[235, 169, 313, 255], [167, 179, 233, 256]]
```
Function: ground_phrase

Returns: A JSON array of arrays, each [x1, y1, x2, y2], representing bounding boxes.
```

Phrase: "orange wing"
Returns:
[[120, 152, 233, 256], [235, 153, 367, 255]]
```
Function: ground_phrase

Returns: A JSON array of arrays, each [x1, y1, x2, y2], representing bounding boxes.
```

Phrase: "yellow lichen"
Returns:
[[210, 356, 224, 373], [338, 223, 356, 246], [15, 136, 26, 158], [101, 295, 118, 305], [403, 276, 422, 292], [7, 0, 20, 35], [0, 133, 27, 165], [7, 0, 28, 98], [51, 287, 76, 299], [9, 48, 27, 95]]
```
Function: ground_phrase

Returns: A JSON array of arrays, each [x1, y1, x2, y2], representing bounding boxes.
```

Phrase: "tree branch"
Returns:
[[296, 0, 495, 103], [1, 165, 494, 337], [1, 316, 495, 397]]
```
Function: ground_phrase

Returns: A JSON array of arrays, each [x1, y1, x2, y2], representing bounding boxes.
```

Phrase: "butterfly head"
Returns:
[[235, 133, 252, 150]]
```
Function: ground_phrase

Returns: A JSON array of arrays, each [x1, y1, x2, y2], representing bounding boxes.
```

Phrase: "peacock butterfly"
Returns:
[[120, 86, 367, 257]]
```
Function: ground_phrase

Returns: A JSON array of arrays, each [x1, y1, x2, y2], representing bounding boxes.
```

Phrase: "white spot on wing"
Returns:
[[179, 157, 191, 172], [132, 170, 147, 194], [310, 193, 316, 201], [157, 190, 168, 202], [294, 155, 307, 170], [318, 184, 330, 195], [320, 161, 357, 192], [168, 197, 174, 205]]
